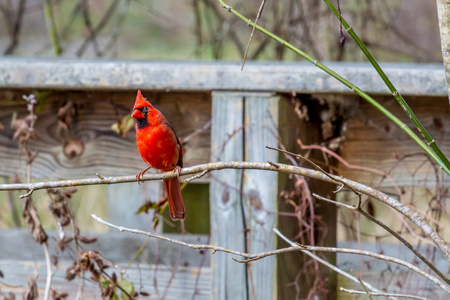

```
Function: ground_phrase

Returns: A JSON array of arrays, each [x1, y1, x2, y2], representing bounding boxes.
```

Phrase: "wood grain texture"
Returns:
[[0, 58, 447, 96], [0, 228, 210, 266], [243, 93, 279, 300], [0, 229, 212, 297], [0, 90, 211, 180], [210, 92, 247, 300], [338, 95, 450, 188], [1, 230, 212, 300], [0, 260, 211, 299]]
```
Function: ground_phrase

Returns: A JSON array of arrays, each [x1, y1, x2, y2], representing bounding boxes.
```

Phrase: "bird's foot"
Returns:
[[172, 166, 181, 178], [136, 166, 151, 185]]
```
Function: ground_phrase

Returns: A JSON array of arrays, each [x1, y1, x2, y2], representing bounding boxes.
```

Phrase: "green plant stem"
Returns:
[[322, 0, 450, 174], [216, 0, 450, 176], [43, 0, 62, 56]]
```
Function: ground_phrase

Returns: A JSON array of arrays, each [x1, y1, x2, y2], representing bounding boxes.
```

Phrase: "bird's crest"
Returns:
[[133, 90, 152, 110]]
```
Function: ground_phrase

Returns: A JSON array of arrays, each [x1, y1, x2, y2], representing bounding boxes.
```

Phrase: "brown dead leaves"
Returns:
[[23, 197, 48, 245]]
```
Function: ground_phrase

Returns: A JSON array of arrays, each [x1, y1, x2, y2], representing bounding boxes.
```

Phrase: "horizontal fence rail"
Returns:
[[0, 58, 447, 96]]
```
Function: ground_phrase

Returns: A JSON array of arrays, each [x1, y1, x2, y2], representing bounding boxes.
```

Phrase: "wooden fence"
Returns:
[[0, 58, 448, 299]]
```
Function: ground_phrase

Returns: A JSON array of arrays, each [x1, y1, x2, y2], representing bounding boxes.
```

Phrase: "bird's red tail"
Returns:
[[163, 177, 185, 220]]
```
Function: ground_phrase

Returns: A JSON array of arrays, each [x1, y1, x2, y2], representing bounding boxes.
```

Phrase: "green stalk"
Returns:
[[322, 0, 450, 174], [216, 0, 450, 176], [44, 0, 62, 56]]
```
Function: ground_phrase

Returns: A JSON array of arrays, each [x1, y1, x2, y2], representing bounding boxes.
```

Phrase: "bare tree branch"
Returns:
[[1, 160, 448, 261], [76, 0, 120, 57], [3, 0, 26, 54]]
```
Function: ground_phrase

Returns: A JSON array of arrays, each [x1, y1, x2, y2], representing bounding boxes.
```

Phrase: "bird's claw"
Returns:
[[173, 166, 181, 178], [136, 172, 144, 185], [136, 167, 150, 185]]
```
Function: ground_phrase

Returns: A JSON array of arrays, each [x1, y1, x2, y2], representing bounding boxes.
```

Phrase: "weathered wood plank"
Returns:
[[337, 95, 450, 187], [243, 93, 279, 300], [0, 228, 210, 266], [107, 182, 161, 231], [0, 260, 211, 299], [210, 92, 246, 300], [0, 229, 211, 298], [0, 90, 211, 180], [337, 241, 448, 299], [0, 58, 447, 96]]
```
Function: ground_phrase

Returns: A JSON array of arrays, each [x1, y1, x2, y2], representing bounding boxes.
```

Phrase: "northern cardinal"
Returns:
[[132, 90, 185, 220]]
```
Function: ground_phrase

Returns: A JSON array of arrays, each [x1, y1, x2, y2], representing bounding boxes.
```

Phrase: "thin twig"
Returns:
[[80, 0, 100, 56], [3, 0, 26, 54], [339, 288, 429, 300], [91, 214, 251, 258], [76, 0, 120, 56], [241, 0, 266, 71], [43, 243, 52, 300], [356, 275, 373, 300]]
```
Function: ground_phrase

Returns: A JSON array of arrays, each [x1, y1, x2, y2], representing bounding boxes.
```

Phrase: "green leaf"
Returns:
[[118, 278, 134, 300]]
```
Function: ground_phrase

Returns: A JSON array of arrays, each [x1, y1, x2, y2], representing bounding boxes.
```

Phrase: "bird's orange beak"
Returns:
[[131, 108, 144, 120]]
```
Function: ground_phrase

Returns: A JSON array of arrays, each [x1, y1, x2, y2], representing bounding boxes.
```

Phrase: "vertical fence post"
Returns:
[[210, 91, 279, 300], [243, 93, 279, 300], [210, 92, 246, 300]]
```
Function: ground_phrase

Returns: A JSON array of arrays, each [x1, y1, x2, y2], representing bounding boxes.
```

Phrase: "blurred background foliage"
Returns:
[[0, 0, 443, 62]]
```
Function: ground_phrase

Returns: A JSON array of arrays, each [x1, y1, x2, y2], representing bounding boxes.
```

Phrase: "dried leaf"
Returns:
[[24, 276, 38, 300], [51, 255, 58, 267], [94, 257, 105, 270], [64, 187, 78, 196], [59, 216, 70, 227], [5, 292, 15, 300], [111, 113, 134, 138], [52, 194, 65, 203], [111, 272, 117, 283], [23, 198, 48, 244], [48, 188, 60, 194], [76, 234, 98, 244], [65, 263, 80, 281], [90, 273, 100, 283], [80, 251, 90, 271], [11, 114, 38, 144], [102, 284, 116, 299], [57, 101, 74, 132], [135, 201, 159, 215], [62, 236, 74, 244], [51, 290, 69, 300], [74, 225, 80, 236]]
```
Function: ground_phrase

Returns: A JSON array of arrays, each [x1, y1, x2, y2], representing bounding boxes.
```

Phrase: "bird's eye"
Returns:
[[142, 106, 149, 113]]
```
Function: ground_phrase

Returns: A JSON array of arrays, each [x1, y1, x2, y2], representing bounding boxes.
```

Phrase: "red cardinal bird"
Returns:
[[132, 90, 185, 221]]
